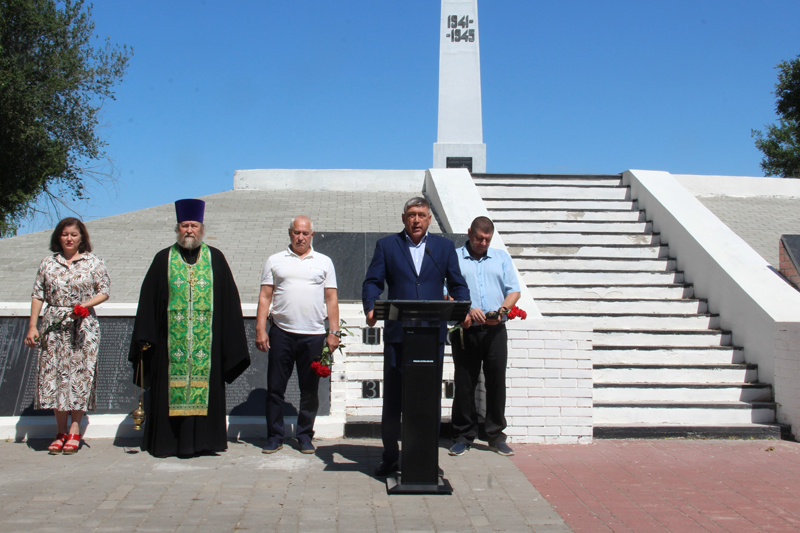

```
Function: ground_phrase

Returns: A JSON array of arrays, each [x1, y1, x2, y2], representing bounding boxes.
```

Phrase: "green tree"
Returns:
[[752, 56, 800, 178], [0, 0, 131, 236]]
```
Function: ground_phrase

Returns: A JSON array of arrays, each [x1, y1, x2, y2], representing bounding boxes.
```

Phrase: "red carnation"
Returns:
[[507, 306, 527, 321], [73, 305, 90, 318], [311, 361, 331, 378]]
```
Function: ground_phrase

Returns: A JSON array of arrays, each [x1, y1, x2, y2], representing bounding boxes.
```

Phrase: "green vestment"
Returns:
[[167, 244, 213, 416]]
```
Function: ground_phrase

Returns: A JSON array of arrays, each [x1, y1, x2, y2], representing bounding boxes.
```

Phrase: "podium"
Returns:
[[373, 300, 470, 495]]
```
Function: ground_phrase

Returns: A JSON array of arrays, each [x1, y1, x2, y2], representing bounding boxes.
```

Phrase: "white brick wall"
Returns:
[[774, 323, 800, 440], [505, 318, 593, 444], [337, 317, 457, 419]]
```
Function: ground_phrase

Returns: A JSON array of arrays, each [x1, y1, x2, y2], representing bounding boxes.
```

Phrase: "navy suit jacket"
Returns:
[[362, 231, 470, 345]]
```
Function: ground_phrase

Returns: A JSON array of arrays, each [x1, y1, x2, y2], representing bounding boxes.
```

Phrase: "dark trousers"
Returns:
[[266, 325, 326, 443], [381, 342, 445, 464], [450, 324, 508, 446]]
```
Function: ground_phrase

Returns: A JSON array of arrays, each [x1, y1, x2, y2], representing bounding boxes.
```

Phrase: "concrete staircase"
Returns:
[[475, 173, 785, 438]]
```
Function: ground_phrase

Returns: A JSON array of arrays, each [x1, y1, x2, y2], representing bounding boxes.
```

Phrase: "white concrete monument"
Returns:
[[433, 0, 486, 173]]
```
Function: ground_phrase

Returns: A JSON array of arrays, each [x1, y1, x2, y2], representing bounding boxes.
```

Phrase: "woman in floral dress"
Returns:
[[24, 218, 111, 455]]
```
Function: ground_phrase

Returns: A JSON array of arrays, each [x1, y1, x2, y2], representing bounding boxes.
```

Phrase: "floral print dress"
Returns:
[[32, 253, 111, 411]]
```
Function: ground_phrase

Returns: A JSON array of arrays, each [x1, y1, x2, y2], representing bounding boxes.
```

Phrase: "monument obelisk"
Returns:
[[433, 0, 486, 173]]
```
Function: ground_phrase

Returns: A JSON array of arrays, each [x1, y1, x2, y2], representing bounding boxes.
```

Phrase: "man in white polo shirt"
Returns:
[[255, 215, 340, 455]]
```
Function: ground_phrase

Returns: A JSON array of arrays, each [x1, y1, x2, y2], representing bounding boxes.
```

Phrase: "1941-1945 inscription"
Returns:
[[445, 14, 475, 42]]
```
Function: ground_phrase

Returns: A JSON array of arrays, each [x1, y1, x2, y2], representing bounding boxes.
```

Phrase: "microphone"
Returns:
[[425, 248, 446, 282]]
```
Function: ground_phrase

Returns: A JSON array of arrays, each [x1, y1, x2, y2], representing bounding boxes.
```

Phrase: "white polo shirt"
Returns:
[[261, 246, 337, 335]]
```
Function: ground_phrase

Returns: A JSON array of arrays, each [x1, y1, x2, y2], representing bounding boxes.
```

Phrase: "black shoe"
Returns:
[[493, 442, 514, 456], [262, 441, 283, 454], [374, 461, 399, 477], [449, 442, 468, 456], [299, 439, 315, 454]]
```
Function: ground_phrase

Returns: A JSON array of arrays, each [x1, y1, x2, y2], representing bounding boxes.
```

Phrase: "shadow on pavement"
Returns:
[[316, 442, 382, 479]]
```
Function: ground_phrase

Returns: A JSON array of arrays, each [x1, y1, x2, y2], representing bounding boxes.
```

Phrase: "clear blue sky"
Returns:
[[21, 0, 800, 233]]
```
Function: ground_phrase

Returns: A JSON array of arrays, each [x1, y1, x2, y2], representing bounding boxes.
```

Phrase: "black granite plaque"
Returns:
[[94, 318, 139, 414], [0, 316, 331, 418], [0, 318, 42, 416], [15, 348, 42, 416], [446, 156, 473, 172], [313, 232, 468, 301]]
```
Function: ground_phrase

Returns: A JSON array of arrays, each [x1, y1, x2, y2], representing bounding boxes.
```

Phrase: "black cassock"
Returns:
[[129, 245, 250, 457]]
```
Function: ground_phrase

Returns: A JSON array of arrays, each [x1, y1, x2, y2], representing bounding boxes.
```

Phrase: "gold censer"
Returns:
[[131, 343, 150, 430]]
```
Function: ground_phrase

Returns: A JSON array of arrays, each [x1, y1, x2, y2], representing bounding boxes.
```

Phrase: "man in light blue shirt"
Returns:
[[449, 216, 521, 457]]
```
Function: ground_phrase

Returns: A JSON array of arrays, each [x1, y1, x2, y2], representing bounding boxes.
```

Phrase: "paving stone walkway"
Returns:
[[0, 437, 567, 533], [5, 436, 800, 532]]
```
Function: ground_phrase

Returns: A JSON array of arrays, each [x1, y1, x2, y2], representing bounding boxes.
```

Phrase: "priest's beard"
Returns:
[[176, 228, 204, 250]]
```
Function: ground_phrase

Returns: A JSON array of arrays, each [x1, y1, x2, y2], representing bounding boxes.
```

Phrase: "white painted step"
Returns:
[[593, 402, 776, 425], [338, 343, 385, 356], [478, 185, 630, 200], [594, 329, 731, 347], [594, 364, 757, 384], [592, 346, 744, 365], [475, 172, 621, 178], [593, 384, 772, 402], [565, 314, 719, 330], [537, 298, 707, 314], [523, 270, 684, 286], [516, 257, 675, 271], [496, 221, 651, 233], [530, 284, 694, 300], [593, 423, 784, 437], [503, 232, 661, 246], [491, 209, 644, 222], [485, 199, 636, 211], [481, 173, 775, 434], [475, 177, 623, 187], [509, 245, 668, 258]]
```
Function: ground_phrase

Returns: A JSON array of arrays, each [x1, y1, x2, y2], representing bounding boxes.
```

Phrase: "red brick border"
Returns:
[[512, 440, 800, 532]]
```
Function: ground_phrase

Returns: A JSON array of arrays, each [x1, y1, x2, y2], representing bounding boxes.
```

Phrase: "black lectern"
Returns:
[[373, 299, 470, 495]]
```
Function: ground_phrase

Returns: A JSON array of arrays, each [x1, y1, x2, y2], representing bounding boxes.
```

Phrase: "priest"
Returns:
[[129, 199, 250, 457]]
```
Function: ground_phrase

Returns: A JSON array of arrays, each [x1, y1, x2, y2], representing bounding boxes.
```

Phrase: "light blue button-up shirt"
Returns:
[[456, 244, 520, 313], [405, 231, 428, 275]]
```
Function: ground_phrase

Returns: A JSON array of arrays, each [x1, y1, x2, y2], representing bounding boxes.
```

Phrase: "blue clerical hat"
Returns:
[[175, 199, 205, 223]]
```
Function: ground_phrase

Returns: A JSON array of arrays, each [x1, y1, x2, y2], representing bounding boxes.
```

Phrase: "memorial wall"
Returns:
[[0, 232, 467, 424], [0, 318, 330, 418]]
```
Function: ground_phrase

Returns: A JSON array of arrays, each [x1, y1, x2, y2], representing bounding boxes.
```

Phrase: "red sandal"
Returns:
[[48, 433, 66, 455], [62, 434, 81, 455]]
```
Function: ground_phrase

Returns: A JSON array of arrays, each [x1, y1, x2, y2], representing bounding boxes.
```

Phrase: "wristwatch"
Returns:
[[330, 330, 342, 338], [498, 307, 509, 322]]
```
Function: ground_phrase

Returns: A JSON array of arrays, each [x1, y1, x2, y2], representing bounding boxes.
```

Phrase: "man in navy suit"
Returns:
[[362, 197, 470, 477]]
